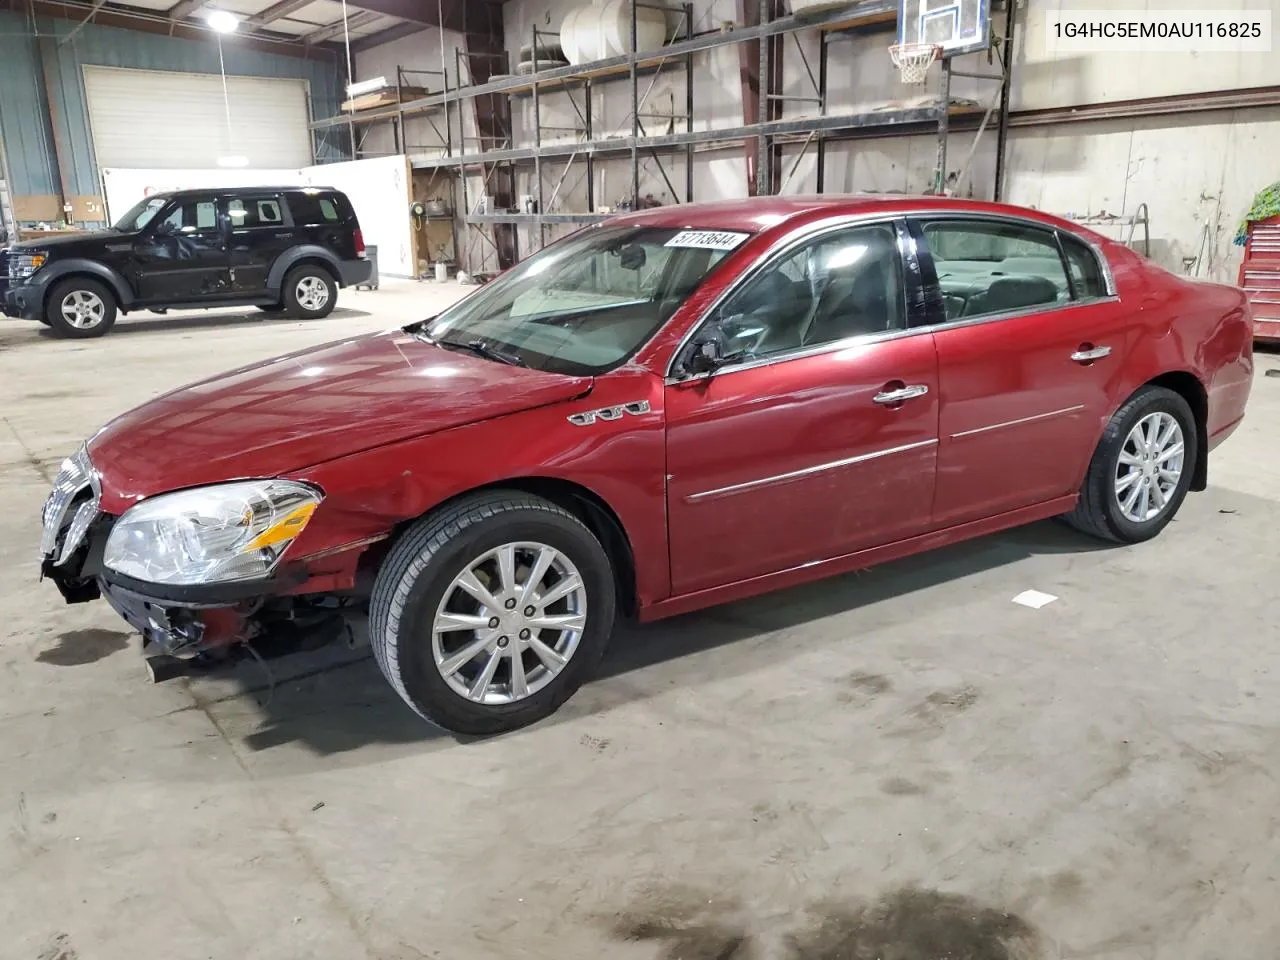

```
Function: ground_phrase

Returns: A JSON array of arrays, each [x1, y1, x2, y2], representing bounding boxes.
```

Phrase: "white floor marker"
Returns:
[[1012, 589, 1058, 609]]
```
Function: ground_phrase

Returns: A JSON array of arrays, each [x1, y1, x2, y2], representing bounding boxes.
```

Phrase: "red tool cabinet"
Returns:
[[1237, 215, 1280, 342]]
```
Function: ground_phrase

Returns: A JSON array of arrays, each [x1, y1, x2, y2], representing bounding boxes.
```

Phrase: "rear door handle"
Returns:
[[873, 384, 930, 405], [1071, 344, 1112, 363], [274, 232, 293, 239]]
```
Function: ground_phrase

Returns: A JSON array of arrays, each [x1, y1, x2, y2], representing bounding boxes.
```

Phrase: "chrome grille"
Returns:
[[40, 445, 101, 565]]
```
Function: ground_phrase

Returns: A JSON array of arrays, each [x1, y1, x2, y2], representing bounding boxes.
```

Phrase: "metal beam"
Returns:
[[58, 0, 108, 43], [349, 19, 426, 51], [2, 0, 334, 59], [304, 9, 380, 45], [341, 0, 484, 30], [244, 0, 313, 27], [404, 103, 958, 169], [164, 0, 206, 21], [1006, 86, 1280, 127]]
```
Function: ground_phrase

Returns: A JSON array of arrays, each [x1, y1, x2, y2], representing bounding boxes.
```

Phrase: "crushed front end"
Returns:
[[38, 445, 365, 678]]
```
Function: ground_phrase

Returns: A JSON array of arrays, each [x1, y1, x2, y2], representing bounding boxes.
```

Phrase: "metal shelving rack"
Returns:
[[311, 65, 454, 161], [308, 0, 1016, 273]]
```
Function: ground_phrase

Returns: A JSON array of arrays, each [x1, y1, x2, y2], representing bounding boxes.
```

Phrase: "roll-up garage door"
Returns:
[[82, 65, 311, 170]]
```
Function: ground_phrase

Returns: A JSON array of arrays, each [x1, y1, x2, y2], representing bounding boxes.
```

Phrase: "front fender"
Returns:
[[267, 245, 343, 292], [284, 367, 673, 607], [38, 259, 134, 307]]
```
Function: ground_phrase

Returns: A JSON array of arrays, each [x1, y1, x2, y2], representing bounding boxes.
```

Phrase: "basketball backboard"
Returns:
[[897, 0, 991, 57]]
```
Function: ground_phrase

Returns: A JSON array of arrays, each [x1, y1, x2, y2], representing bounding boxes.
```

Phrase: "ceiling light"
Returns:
[[206, 10, 239, 33]]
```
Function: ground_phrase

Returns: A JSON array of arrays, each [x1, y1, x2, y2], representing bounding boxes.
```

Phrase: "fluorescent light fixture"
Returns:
[[217, 155, 249, 167], [206, 9, 239, 33], [345, 76, 389, 97]]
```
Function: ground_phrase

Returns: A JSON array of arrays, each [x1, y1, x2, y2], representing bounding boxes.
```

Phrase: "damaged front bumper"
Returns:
[[38, 449, 267, 660], [43, 521, 264, 659], [39, 449, 377, 679]]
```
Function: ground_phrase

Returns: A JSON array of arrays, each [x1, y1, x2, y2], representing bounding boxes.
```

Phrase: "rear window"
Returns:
[[288, 191, 349, 226]]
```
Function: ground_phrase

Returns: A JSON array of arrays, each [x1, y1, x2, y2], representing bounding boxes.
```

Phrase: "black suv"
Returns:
[[0, 186, 372, 338]]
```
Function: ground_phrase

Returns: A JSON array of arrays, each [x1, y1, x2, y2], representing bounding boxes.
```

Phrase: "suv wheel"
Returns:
[[45, 278, 117, 338], [369, 492, 618, 736], [282, 265, 337, 319]]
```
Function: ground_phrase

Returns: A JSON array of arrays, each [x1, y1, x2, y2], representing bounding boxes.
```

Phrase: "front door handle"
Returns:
[[873, 384, 930, 405], [1071, 344, 1112, 363]]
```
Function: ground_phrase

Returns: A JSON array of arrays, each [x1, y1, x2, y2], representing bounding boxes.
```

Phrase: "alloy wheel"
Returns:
[[431, 541, 588, 705], [1114, 411, 1185, 523], [60, 290, 106, 329], [295, 276, 330, 312]]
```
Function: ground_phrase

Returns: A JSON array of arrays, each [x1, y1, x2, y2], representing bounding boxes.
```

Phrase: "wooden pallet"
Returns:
[[340, 86, 431, 113]]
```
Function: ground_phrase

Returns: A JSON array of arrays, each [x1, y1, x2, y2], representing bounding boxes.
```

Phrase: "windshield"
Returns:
[[424, 224, 751, 375], [113, 196, 170, 232]]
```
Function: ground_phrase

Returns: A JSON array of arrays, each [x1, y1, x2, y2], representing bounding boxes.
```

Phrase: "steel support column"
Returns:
[[933, 57, 951, 194], [35, 34, 72, 220], [462, 2, 517, 269], [736, 0, 761, 193], [992, 0, 1017, 202]]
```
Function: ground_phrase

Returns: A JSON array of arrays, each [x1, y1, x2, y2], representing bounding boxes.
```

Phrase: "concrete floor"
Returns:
[[2, 280, 1280, 960]]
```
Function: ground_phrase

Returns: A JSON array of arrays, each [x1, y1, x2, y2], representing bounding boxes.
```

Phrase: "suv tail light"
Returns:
[[354, 228, 366, 257]]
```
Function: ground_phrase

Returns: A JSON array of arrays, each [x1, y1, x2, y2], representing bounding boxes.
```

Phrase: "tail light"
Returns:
[[354, 228, 365, 257]]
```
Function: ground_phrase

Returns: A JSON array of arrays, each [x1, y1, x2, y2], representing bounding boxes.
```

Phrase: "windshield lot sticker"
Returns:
[[665, 230, 750, 251]]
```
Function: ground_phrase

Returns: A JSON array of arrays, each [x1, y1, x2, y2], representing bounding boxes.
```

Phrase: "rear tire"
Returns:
[[1063, 385, 1198, 544], [369, 492, 617, 736], [44, 277, 117, 338], [282, 265, 337, 319]]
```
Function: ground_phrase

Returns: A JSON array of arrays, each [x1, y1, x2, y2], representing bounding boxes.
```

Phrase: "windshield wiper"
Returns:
[[436, 337, 527, 368]]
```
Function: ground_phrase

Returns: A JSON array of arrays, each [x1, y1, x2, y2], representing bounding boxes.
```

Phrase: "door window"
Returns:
[[154, 199, 218, 235], [227, 196, 285, 229], [921, 219, 1072, 323], [706, 222, 904, 362], [1059, 233, 1109, 300]]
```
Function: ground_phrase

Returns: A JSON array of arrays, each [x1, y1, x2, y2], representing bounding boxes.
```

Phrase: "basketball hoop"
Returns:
[[889, 42, 942, 84]]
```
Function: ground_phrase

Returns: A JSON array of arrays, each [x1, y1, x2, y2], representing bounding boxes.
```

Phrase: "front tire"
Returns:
[[44, 277, 117, 338], [1063, 385, 1198, 543], [369, 492, 618, 736], [282, 265, 337, 319]]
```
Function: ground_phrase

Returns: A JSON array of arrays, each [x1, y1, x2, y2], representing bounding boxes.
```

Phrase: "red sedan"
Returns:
[[39, 195, 1253, 735]]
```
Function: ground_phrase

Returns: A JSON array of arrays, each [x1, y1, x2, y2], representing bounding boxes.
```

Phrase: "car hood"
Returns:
[[9, 229, 128, 252], [87, 328, 594, 505]]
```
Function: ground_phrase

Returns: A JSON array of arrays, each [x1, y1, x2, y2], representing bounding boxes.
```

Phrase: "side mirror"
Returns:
[[685, 336, 724, 375], [681, 326, 748, 377]]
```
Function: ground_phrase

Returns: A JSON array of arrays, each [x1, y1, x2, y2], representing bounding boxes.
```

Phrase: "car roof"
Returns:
[[152, 186, 341, 199], [609, 193, 1085, 237]]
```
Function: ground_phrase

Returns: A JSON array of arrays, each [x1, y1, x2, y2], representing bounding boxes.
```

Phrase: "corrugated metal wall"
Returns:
[[0, 13, 57, 197], [0, 9, 344, 203]]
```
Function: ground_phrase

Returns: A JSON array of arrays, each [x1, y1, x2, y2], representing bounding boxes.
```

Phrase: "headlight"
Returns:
[[11, 252, 48, 278], [103, 480, 322, 586]]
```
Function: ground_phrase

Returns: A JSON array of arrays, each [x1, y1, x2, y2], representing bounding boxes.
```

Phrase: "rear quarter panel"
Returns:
[[1108, 242, 1253, 443]]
